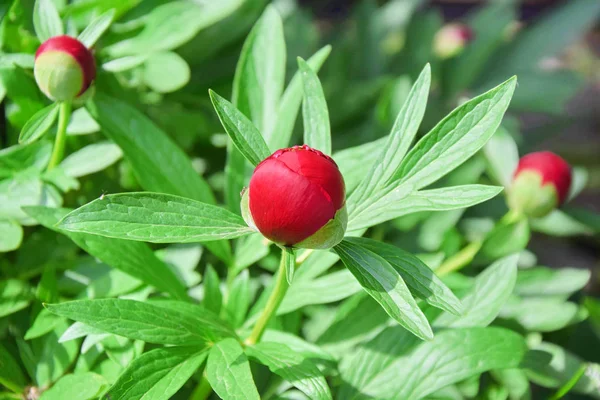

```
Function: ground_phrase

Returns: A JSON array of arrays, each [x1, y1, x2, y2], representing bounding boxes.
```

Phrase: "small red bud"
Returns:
[[433, 23, 474, 60], [245, 145, 347, 249], [508, 151, 572, 218], [34, 35, 96, 101]]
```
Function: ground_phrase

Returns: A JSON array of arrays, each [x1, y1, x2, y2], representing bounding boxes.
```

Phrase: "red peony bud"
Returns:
[[433, 23, 474, 60], [243, 145, 347, 249], [507, 151, 572, 218], [34, 35, 96, 101]]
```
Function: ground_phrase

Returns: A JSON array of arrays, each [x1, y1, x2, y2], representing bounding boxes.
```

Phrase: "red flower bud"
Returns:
[[244, 145, 347, 249], [34, 35, 96, 101], [508, 151, 572, 218], [433, 23, 474, 60]]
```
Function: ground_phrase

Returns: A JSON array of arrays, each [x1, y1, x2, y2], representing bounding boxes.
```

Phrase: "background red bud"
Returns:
[[34, 35, 96, 101], [433, 23, 474, 59], [508, 151, 572, 218], [246, 145, 346, 248]]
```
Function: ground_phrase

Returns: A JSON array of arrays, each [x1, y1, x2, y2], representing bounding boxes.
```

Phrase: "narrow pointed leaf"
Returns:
[[334, 239, 433, 340], [24, 206, 189, 300], [349, 64, 430, 216], [347, 237, 462, 315], [209, 90, 271, 166], [246, 342, 332, 400], [284, 247, 296, 285], [299, 58, 331, 155], [77, 9, 115, 48], [270, 46, 331, 150], [45, 299, 235, 345], [206, 338, 260, 400], [33, 0, 63, 42], [349, 184, 503, 231], [57, 193, 253, 243], [389, 77, 517, 190], [106, 347, 207, 400], [19, 103, 59, 144]]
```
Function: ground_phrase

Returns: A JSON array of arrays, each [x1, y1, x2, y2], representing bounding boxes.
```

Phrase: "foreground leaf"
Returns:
[[357, 327, 527, 399], [106, 347, 207, 400], [348, 237, 462, 315], [46, 299, 235, 346], [246, 342, 332, 400], [209, 90, 271, 166], [24, 206, 188, 300], [77, 9, 115, 48], [58, 193, 253, 243], [0, 343, 26, 393], [389, 76, 517, 189], [19, 103, 59, 145], [206, 338, 260, 400], [334, 239, 433, 340]]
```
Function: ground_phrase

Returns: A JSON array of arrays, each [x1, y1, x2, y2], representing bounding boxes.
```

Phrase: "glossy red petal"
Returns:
[[249, 157, 336, 245]]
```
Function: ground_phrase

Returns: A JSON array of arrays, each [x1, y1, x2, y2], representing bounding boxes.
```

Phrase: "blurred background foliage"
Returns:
[[1, 0, 600, 398]]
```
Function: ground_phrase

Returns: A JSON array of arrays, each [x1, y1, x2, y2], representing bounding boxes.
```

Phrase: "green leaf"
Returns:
[[232, 233, 271, 276], [39, 372, 107, 400], [0, 279, 33, 318], [66, 108, 100, 136], [348, 65, 430, 216], [59, 141, 123, 178], [143, 51, 190, 93], [157, 244, 202, 288], [333, 137, 386, 194], [0, 141, 52, 177], [531, 209, 593, 237], [86, 93, 215, 205], [45, 299, 235, 345], [348, 237, 462, 315], [106, 347, 207, 400], [527, 342, 600, 398], [224, 270, 251, 329], [246, 342, 332, 400], [57, 192, 252, 243], [203, 265, 222, 314], [356, 327, 527, 399], [483, 127, 519, 187], [102, 55, 148, 72], [232, 4, 285, 136], [0, 218, 23, 252], [0, 343, 26, 393], [24, 309, 62, 340], [284, 247, 296, 285], [334, 239, 433, 341], [298, 58, 331, 155], [206, 338, 260, 400], [24, 206, 189, 300], [349, 184, 503, 232], [105, 1, 243, 57], [77, 9, 115, 48], [18, 103, 60, 145], [435, 255, 518, 328], [479, 219, 530, 262], [278, 270, 362, 315], [270, 46, 331, 150], [33, 0, 63, 42], [209, 90, 271, 166], [500, 297, 586, 332], [389, 77, 517, 189], [34, 320, 80, 388], [262, 330, 335, 363], [515, 267, 590, 298]]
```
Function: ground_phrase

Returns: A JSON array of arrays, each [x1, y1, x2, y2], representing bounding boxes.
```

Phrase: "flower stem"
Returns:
[[435, 240, 483, 277], [549, 364, 587, 400], [189, 374, 212, 400], [245, 247, 295, 345], [47, 101, 72, 170]]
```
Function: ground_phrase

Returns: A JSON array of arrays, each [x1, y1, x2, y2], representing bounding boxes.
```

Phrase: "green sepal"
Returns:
[[295, 204, 348, 250], [507, 171, 559, 218]]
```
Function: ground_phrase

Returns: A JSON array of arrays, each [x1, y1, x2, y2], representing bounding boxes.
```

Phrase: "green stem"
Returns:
[[549, 364, 587, 400], [189, 373, 212, 400], [47, 101, 72, 170], [245, 248, 295, 345], [436, 240, 483, 277]]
